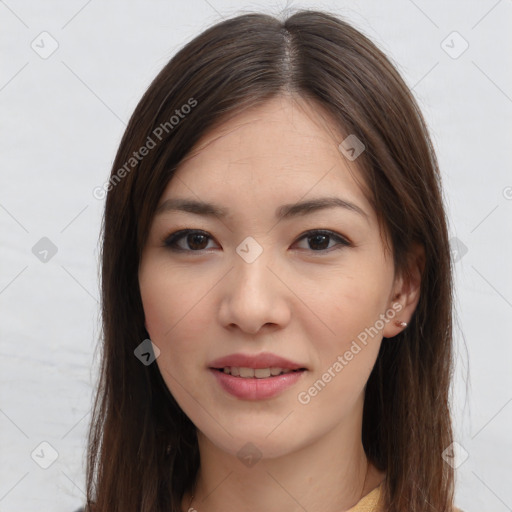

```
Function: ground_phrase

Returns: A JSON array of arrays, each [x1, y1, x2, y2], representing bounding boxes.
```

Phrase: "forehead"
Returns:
[[178, 94, 345, 169], [161, 95, 371, 215]]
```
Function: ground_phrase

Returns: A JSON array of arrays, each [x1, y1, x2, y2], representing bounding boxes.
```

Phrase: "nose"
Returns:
[[217, 247, 291, 335]]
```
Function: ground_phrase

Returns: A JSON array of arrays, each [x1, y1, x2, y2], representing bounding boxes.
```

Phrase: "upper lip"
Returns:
[[208, 352, 307, 370]]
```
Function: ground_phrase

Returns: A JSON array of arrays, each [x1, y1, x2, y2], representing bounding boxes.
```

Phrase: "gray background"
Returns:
[[1, 1, 511, 510]]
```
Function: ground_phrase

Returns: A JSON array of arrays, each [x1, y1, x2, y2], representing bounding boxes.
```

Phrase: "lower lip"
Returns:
[[209, 368, 306, 400]]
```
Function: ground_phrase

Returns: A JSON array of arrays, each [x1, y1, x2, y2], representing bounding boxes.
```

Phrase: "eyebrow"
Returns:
[[155, 196, 368, 220]]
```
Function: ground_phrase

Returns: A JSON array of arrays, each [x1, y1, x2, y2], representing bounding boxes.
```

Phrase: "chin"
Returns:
[[196, 419, 314, 462]]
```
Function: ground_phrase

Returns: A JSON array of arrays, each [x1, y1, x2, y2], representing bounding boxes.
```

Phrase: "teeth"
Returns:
[[254, 368, 270, 378], [239, 367, 254, 378], [221, 366, 296, 378]]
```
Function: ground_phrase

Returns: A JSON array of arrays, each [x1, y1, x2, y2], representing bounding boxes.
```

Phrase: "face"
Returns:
[[138, 94, 403, 458]]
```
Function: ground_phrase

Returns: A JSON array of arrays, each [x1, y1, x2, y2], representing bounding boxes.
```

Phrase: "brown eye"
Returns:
[[294, 230, 351, 252], [307, 233, 330, 250], [186, 233, 209, 250], [163, 228, 351, 254], [164, 230, 217, 252]]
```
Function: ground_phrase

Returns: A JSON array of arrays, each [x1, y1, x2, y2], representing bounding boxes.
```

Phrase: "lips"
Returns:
[[208, 352, 307, 400], [208, 352, 307, 371]]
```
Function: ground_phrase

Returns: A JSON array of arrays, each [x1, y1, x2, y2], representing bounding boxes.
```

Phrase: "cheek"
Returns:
[[140, 259, 206, 340], [301, 253, 393, 379], [139, 275, 172, 340], [314, 268, 391, 337], [139, 259, 214, 382], [295, 284, 387, 414]]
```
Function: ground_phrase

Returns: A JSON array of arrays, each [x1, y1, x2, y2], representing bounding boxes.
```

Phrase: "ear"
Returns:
[[382, 243, 425, 339]]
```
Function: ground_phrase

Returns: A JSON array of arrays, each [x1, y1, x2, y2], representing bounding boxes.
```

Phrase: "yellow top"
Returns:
[[346, 483, 463, 512], [346, 483, 382, 512]]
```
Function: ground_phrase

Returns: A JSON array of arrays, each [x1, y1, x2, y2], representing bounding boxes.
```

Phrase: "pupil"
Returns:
[[309, 234, 329, 250], [188, 233, 208, 250]]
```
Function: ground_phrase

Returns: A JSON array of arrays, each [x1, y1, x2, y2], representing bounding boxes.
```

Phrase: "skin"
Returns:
[[138, 94, 423, 512]]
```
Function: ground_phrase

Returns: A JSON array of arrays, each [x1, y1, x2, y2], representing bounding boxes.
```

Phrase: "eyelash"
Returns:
[[162, 229, 352, 254]]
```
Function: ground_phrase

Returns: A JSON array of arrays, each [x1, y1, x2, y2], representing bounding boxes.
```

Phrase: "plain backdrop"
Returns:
[[1, 1, 511, 510]]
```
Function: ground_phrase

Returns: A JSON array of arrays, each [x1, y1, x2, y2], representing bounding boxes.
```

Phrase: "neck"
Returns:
[[182, 399, 384, 512]]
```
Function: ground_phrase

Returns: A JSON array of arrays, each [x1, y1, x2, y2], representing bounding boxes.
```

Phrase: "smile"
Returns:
[[215, 366, 304, 378], [209, 367, 306, 400]]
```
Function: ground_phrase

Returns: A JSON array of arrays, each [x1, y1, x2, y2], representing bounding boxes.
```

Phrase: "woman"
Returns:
[[81, 9, 460, 512]]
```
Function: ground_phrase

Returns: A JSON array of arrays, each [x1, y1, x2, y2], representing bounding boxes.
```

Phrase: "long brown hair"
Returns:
[[85, 9, 455, 511]]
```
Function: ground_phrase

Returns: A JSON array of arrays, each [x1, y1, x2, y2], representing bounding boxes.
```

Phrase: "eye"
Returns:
[[293, 230, 351, 252], [163, 229, 218, 252], [163, 228, 351, 254]]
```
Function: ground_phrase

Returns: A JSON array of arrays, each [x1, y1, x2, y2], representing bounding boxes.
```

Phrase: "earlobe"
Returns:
[[383, 243, 425, 339]]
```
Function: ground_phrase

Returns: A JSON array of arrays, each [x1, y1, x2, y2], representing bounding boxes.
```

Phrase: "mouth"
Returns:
[[209, 365, 307, 400], [211, 366, 307, 378], [207, 353, 308, 399]]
